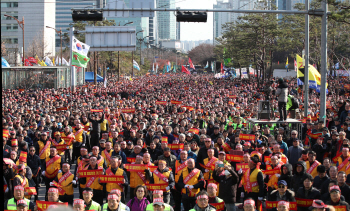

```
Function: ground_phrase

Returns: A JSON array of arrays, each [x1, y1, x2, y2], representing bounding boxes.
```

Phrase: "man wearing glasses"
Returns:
[[268, 180, 296, 205]]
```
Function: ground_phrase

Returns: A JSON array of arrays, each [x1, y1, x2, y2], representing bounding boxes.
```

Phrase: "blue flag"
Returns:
[[2, 57, 10, 67]]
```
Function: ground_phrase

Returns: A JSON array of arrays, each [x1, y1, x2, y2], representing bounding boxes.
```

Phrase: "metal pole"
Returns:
[[94, 52, 97, 85], [304, 0, 309, 118], [118, 51, 120, 81], [60, 28, 63, 66], [73, 8, 309, 14], [70, 27, 75, 90], [22, 17, 25, 66], [132, 51, 134, 77], [140, 39, 142, 72], [320, 0, 328, 124]]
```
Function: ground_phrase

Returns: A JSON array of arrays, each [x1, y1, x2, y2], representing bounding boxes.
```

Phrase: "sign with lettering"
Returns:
[[99, 175, 124, 184], [78, 169, 103, 178], [226, 154, 243, 162], [145, 184, 168, 191], [121, 108, 136, 113], [239, 134, 255, 140], [265, 201, 297, 210], [36, 201, 68, 211]]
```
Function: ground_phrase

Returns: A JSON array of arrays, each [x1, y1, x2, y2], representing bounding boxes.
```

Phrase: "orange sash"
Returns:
[[39, 141, 50, 157], [338, 157, 349, 171], [183, 168, 200, 184], [105, 168, 123, 190], [86, 167, 103, 187], [307, 160, 320, 174], [153, 169, 169, 183]]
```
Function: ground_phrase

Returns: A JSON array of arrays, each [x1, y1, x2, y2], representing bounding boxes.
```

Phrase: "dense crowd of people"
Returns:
[[2, 73, 350, 211]]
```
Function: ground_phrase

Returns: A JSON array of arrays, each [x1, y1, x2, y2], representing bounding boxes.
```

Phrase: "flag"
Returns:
[[71, 52, 90, 68], [72, 36, 90, 56], [2, 57, 10, 67], [35, 55, 41, 65], [152, 63, 154, 72], [221, 63, 224, 74], [223, 47, 231, 66], [133, 60, 140, 71], [62, 58, 69, 66], [24, 59, 33, 66], [335, 62, 339, 70], [52, 58, 55, 66], [28, 57, 37, 64], [156, 63, 158, 73], [204, 61, 209, 68], [181, 65, 191, 75], [104, 77, 107, 88], [189, 58, 195, 69], [167, 61, 171, 72], [297, 64, 328, 93], [211, 62, 214, 72], [45, 56, 53, 66], [285, 57, 289, 72], [294, 59, 297, 72], [296, 54, 304, 70], [40, 60, 47, 66]]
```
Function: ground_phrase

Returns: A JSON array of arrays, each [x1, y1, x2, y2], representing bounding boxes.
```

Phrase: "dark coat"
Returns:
[[326, 198, 350, 211], [196, 146, 218, 169], [313, 175, 329, 191], [212, 168, 239, 204], [296, 187, 321, 211], [27, 153, 41, 177], [291, 161, 311, 192], [339, 183, 350, 205], [279, 163, 293, 188], [320, 192, 346, 204], [268, 189, 296, 211]]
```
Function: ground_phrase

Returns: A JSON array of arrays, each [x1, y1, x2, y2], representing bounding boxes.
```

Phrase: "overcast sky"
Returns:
[[176, 0, 217, 41]]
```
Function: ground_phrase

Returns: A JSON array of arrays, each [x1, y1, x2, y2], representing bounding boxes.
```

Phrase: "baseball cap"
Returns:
[[329, 185, 341, 193], [277, 180, 287, 186], [153, 198, 164, 206], [17, 199, 28, 207]]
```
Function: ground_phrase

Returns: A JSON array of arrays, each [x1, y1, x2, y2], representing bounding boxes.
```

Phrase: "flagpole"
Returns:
[[304, 0, 309, 118], [70, 27, 76, 90]]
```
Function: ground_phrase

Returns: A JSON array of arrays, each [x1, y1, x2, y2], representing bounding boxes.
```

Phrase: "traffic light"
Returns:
[[72, 10, 103, 22], [176, 11, 207, 22]]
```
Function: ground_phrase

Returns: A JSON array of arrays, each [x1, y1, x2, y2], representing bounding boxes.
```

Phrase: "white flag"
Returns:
[[45, 56, 53, 66], [104, 77, 107, 88], [133, 60, 140, 71], [71, 36, 90, 56], [152, 63, 154, 72], [62, 58, 69, 66]]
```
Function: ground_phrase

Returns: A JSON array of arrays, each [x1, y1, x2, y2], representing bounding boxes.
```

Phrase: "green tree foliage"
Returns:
[[215, 0, 350, 78]]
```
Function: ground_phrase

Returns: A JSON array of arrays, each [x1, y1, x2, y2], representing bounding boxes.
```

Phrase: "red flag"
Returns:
[[220, 63, 224, 74], [189, 58, 195, 69], [28, 57, 38, 64], [181, 65, 191, 75], [24, 59, 33, 66]]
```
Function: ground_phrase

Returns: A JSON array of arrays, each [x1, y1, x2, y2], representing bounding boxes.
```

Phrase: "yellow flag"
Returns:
[[296, 54, 303, 69], [286, 57, 289, 65], [209, 81, 213, 85], [52, 58, 55, 66], [41, 60, 47, 66]]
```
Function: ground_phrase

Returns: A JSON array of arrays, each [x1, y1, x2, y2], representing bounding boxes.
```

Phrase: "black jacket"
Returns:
[[88, 113, 104, 134], [279, 163, 293, 189], [296, 187, 321, 211], [268, 189, 296, 211], [321, 192, 346, 204], [212, 168, 239, 204], [27, 153, 41, 177], [313, 175, 329, 191], [325, 198, 350, 211], [339, 183, 350, 205], [291, 161, 311, 192]]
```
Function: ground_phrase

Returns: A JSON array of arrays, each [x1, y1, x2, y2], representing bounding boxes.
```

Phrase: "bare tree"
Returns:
[[1, 39, 7, 57], [188, 44, 215, 65], [26, 30, 50, 59]]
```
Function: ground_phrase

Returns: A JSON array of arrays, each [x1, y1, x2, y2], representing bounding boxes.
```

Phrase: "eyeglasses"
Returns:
[[278, 185, 285, 188], [292, 134, 297, 135], [137, 190, 144, 192], [30, 150, 35, 152], [205, 141, 211, 143]]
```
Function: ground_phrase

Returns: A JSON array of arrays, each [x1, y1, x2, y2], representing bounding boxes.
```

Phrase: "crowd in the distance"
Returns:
[[2, 73, 350, 211]]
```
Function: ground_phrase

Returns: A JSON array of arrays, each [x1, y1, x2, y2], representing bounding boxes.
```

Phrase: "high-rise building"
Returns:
[[157, 0, 176, 40], [1, 0, 56, 63], [55, 0, 103, 49], [176, 7, 180, 41]]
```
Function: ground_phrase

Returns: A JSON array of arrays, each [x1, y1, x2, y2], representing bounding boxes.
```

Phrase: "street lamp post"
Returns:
[[46, 26, 62, 66], [5, 14, 24, 66], [134, 30, 144, 77], [117, 21, 134, 81], [137, 35, 149, 72]]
